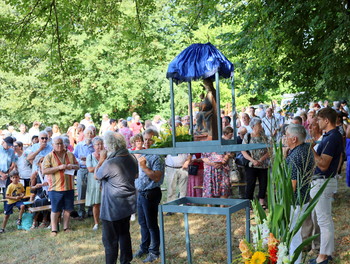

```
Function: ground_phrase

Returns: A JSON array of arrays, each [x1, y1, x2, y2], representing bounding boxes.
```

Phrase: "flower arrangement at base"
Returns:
[[150, 123, 192, 148], [235, 144, 330, 264]]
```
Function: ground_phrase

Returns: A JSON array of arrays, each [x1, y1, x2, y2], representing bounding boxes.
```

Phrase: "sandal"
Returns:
[[50, 231, 58, 237], [30, 222, 38, 229], [0, 228, 5, 233], [38, 221, 49, 228], [64, 228, 72, 233]]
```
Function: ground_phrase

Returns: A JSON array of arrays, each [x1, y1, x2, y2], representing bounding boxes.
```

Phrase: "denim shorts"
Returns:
[[48, 190, 74, 213], [5, 201, 24, 215]]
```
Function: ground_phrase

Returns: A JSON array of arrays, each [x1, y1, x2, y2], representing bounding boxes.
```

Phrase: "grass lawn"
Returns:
[[0, 169, 349, 264]]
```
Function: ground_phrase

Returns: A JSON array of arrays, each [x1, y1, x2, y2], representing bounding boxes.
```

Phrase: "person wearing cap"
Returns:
[[99, 114, 110, 136], [80, 113, 94, 128], [29, 121, 41, 138], [0, 137, 16, 200]]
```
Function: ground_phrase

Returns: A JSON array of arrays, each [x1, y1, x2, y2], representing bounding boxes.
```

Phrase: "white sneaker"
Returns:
[[92, 224, 98, 231], [130, 214, 136, 221]]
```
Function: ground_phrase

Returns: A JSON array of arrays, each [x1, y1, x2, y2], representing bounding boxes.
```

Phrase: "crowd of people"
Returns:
[[0, 99, 349, 264]]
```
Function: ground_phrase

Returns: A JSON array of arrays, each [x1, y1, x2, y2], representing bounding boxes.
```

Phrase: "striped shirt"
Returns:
[[43, 151, 78, 191]]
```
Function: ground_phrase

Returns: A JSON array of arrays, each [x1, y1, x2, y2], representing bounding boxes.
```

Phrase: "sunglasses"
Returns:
[[41, 137, 48, 140]]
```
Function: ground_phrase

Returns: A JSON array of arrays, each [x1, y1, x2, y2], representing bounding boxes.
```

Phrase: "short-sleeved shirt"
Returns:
[[286, 143, 314, 205], [15, 154, 32, 180], [242, 133, 269, 169], [135, 154, 164, 191], [6, 182, 25, 204], [262, 116, 278, 137], [26, 143, 53, 172], [42, 151, 78, 191], [314, 128, 343, 178], [74, 141, 94, 168], [96, 154, 138, 221], [130, 122, 143, 134], [0, 146, 16, 187]]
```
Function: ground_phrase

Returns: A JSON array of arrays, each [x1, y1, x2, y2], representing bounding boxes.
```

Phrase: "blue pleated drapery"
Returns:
[[166, 42, 234, 84]]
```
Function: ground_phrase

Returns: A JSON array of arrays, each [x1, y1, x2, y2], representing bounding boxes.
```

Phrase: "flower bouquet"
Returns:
[[236, 144, 329, 264], [150, 123, 192, 148]]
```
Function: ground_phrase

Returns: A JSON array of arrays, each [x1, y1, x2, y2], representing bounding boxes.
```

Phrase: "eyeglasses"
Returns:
[[41, 137, 48, 140], [14, 145, 19, 148]]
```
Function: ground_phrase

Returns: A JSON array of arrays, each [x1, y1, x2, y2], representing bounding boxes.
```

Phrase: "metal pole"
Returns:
[[226, 213, 232, 264], [184, 213, 192, 263], [188, 82, 194, 138], [170, 78, 176, 147], [215, 72, 222, 143], [231, 73, 237, 142], [159, 205, 166, 264]]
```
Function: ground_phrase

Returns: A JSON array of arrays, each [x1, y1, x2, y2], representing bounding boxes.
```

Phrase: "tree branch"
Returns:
[[53, 0, 65, 72]]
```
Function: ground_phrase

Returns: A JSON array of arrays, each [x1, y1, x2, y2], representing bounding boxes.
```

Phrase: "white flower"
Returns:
[[276, 242, 290, 264]]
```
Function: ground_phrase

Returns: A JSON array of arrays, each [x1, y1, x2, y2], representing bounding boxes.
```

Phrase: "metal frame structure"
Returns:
[[159, 197, 251, 264], [132, 71, 267, 155]]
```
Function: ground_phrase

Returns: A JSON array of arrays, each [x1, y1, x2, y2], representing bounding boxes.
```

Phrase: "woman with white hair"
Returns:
[[86, 136, 104, 230], [95, 131, 138, 264], [241, 117, 270, 209]]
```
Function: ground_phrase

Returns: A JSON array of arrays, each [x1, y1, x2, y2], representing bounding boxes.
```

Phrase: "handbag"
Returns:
[[230, 169, 240, 183], [188, 165, 199, 176]]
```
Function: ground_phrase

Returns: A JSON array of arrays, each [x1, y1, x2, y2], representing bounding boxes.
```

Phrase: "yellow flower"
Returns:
[[250, 251, 266, 264]]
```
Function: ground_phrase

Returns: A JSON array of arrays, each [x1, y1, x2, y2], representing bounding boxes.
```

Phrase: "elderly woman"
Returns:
[[86, 136, 103, 231], [241, 117, 270, 209], [95, 131, 138, 264]]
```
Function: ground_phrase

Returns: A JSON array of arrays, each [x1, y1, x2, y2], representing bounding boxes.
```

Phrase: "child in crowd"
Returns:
[[0, 170, 25, 233]]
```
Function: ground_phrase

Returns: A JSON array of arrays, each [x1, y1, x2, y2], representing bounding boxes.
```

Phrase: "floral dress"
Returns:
[[202, 152, 231, 198], [85, 154, 102, 206]]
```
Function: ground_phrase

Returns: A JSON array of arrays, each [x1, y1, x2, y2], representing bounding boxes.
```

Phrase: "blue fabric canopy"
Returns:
[[166, 42, 234, 84]]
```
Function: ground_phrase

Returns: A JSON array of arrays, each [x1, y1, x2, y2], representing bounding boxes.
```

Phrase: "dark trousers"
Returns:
[[245, 167, 268, 200], [137, 187, 162, 255], [102, 216, 133, 264]]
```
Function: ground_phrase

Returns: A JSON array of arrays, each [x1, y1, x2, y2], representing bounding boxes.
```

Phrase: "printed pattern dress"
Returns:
[[202, 152, 231, 198], [85, 154, 102, 206]]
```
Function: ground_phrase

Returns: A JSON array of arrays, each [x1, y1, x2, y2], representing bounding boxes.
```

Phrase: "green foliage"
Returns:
[[0, 0, 349, 129]]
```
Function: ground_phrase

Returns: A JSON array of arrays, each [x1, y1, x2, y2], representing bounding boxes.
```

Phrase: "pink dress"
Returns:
[[202, 152, 231, 198], [186, 153, 204, 197]]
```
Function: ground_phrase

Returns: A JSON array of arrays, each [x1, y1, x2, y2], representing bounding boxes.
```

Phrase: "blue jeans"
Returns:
[[137, 187, 162, 255]]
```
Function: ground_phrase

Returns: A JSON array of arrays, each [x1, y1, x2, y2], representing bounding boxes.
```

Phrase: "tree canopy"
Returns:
[[0, 0, 349, 129]]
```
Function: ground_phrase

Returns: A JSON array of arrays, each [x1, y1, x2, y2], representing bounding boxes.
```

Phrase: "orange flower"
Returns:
[[267, 233, 279, 248], [242, 251, 253, 260], [239, 240, 250, 253]]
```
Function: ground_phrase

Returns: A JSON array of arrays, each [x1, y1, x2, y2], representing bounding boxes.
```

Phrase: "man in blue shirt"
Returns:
[[0, 137, 16, 199], [26, 131, 53, 172], [285, 124, 314, 263], [309, 108, 343, 264], [134, 129, 164, 263], [74, 127, 95, 218]]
